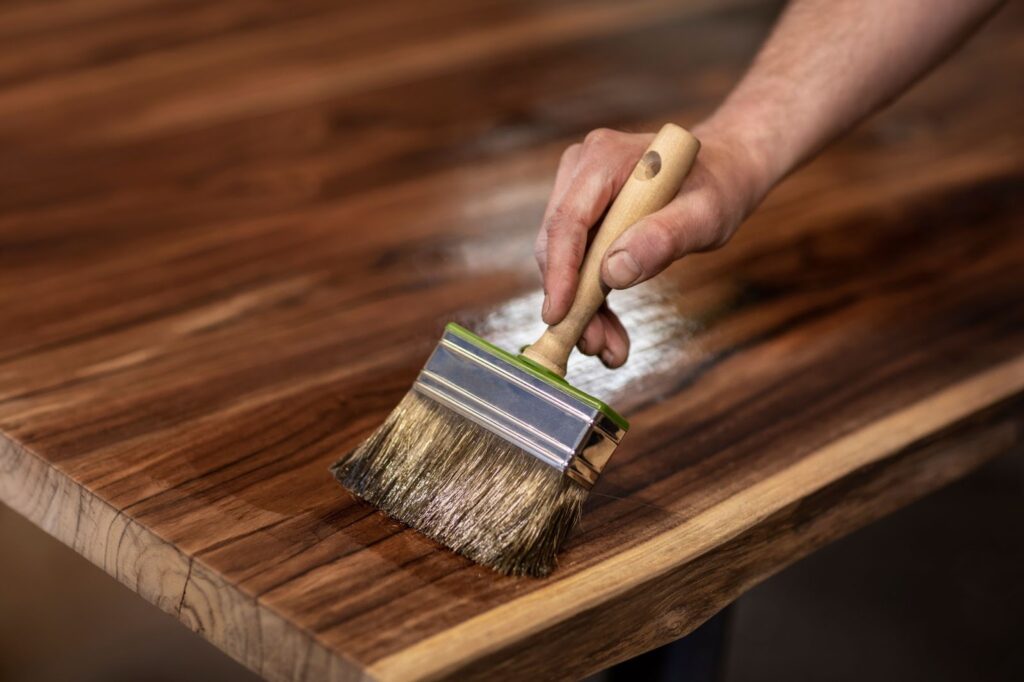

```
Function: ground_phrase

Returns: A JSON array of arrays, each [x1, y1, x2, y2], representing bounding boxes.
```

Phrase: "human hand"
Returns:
[[534, 125, 769, 368]]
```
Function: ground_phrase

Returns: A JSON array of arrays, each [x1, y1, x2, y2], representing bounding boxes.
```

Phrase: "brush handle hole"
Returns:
[[633, 151, 662, 180]]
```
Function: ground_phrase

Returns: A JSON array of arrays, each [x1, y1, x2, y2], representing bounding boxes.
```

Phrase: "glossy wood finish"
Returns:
[[1, 1, 1022, 680]]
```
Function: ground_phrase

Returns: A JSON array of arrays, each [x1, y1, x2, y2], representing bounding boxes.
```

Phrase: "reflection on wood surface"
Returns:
[[0, 0, 1021, 679]]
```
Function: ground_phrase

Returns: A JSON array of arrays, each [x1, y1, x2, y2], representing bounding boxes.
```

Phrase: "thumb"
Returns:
[[600, 192, 727, 289]]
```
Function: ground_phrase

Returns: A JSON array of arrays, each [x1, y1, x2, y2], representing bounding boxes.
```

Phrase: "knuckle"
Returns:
[[558, 231, 587, 266], [584, 127, 616, 148], [642, 216, 683, 260], [664, 231, 690, 262], [577, 162, 618, 207], [547, 205, 589, 237], [561, 143, 582, 163]]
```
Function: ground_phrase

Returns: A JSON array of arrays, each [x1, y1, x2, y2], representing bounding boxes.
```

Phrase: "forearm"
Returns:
[[534, 0, 1004, 364], [701, 0, 1004, 196]]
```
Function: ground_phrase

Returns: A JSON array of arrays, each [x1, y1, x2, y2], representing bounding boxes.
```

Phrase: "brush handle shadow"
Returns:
[[523, 123, 700, 377]]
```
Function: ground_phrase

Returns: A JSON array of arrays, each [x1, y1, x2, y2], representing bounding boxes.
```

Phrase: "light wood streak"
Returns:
[[372, 353, 1024, 680]]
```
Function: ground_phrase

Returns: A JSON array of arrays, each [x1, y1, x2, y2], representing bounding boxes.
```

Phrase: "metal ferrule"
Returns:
[[412, 328, 625, 488]]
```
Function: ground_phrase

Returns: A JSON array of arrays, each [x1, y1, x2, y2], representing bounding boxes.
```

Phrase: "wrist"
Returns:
[[693, 77, 810, 204], [689, 117, 777, 222]]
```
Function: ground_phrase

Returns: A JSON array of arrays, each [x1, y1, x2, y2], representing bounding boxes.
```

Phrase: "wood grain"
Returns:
[[0, 0, 1022, 680]]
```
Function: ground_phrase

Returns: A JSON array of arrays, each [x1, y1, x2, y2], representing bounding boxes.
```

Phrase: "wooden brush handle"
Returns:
[[523, 123, 700, 376]]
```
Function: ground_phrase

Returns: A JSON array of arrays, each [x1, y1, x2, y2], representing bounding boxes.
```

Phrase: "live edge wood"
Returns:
[[0, 1, 1021, 680]]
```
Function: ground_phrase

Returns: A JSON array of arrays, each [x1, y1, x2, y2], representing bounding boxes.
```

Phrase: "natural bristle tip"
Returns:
[[331, 391, 587, 577]]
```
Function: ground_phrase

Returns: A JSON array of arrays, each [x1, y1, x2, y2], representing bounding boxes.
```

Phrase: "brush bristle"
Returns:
[[331, 391, 587, 577]]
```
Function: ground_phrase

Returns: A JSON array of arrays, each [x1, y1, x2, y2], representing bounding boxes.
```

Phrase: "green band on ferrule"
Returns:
[[444, 322, 629, 432]]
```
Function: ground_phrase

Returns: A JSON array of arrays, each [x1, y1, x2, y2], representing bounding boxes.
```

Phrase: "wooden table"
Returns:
[[1, 1, 1021, 679]]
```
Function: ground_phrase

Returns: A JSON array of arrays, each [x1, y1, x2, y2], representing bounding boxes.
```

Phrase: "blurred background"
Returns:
[[2, 448, 1020, 681]]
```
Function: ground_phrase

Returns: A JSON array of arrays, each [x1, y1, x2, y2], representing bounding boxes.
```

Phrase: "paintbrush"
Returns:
[[332, 124, 700, 576]]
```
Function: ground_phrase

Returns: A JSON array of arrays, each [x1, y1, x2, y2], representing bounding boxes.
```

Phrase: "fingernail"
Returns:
[[605, 251, 642, 288], [600, 350, 615, 367], [542, 294, 550, 319]]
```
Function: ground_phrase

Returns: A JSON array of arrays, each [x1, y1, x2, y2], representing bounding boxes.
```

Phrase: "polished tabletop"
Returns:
[[0, 0, 1022, 680]]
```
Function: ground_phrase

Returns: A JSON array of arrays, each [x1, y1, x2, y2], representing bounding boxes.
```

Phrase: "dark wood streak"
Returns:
[[0, 0, 1021, 680]]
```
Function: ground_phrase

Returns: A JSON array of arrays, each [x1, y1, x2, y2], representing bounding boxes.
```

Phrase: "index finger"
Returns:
[[534, 143, 582, 286], [541, 130, 645, 325]]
